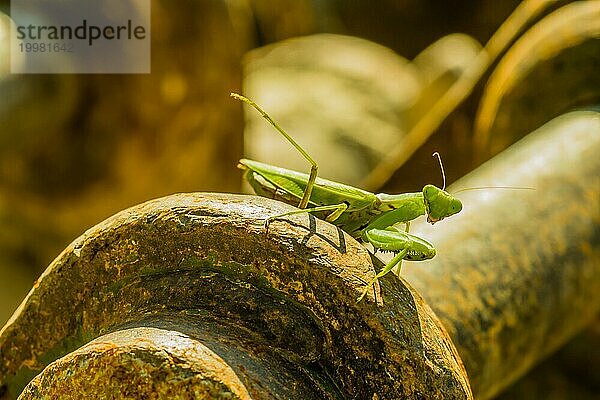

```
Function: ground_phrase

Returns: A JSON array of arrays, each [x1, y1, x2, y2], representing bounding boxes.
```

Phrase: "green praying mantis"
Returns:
[[231, 93, 463, 301]]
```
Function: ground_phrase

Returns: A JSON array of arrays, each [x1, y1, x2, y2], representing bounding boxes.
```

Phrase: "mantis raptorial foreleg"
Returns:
[[356, 226, 436, 300], [393, 221, 410, 275]]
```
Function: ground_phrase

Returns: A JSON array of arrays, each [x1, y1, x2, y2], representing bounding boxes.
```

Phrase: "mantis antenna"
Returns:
[[454, 186, 535, 194], [432, 152, 446, 190], [429, 153, 534, 193]]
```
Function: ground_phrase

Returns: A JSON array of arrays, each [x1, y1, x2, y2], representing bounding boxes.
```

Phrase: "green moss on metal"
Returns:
[[4, 327, 95, 397]]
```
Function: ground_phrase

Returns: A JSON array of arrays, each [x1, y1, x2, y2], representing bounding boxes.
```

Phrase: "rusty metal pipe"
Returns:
[[0, 193, 471, 399], [406, 110, 600, 399]]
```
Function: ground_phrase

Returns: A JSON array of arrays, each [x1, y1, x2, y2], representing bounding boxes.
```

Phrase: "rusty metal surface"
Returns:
[[0, 193, 471, 399], [20, 327, 254, 400], [406, 111, 600, 399]]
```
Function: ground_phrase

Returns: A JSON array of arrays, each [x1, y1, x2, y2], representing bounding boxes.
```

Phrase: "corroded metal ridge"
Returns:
[[407, 111, 600, 399], [20, 327, 255, 399], [0, 193, 471, 399]]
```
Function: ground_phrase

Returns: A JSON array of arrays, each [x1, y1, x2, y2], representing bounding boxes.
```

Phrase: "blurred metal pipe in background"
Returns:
[[406, 111, 600, 399]]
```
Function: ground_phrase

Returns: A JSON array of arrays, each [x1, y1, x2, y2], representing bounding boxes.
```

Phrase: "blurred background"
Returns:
[[0, 0, 598, 398]]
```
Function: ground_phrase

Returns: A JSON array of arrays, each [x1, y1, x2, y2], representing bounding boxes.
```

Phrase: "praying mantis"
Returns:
[[231, 93, 463, 301]]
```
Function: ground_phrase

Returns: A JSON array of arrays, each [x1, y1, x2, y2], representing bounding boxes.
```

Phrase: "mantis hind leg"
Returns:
[[231, 93, 318, 209], [265, 203, 349, 231], [357, 248, 407, 302]]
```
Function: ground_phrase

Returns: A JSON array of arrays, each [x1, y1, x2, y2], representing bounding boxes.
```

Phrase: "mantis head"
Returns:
[[422, 184, 462, 224], [422, 152, 462, 224]]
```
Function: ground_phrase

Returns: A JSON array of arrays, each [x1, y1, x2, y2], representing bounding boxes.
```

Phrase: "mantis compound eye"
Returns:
[[423, 185, 437, 198], [450, 198, 463, 214]]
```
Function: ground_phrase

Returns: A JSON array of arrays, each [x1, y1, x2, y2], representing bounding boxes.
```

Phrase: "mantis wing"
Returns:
[[239, 159, 378, 211]]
